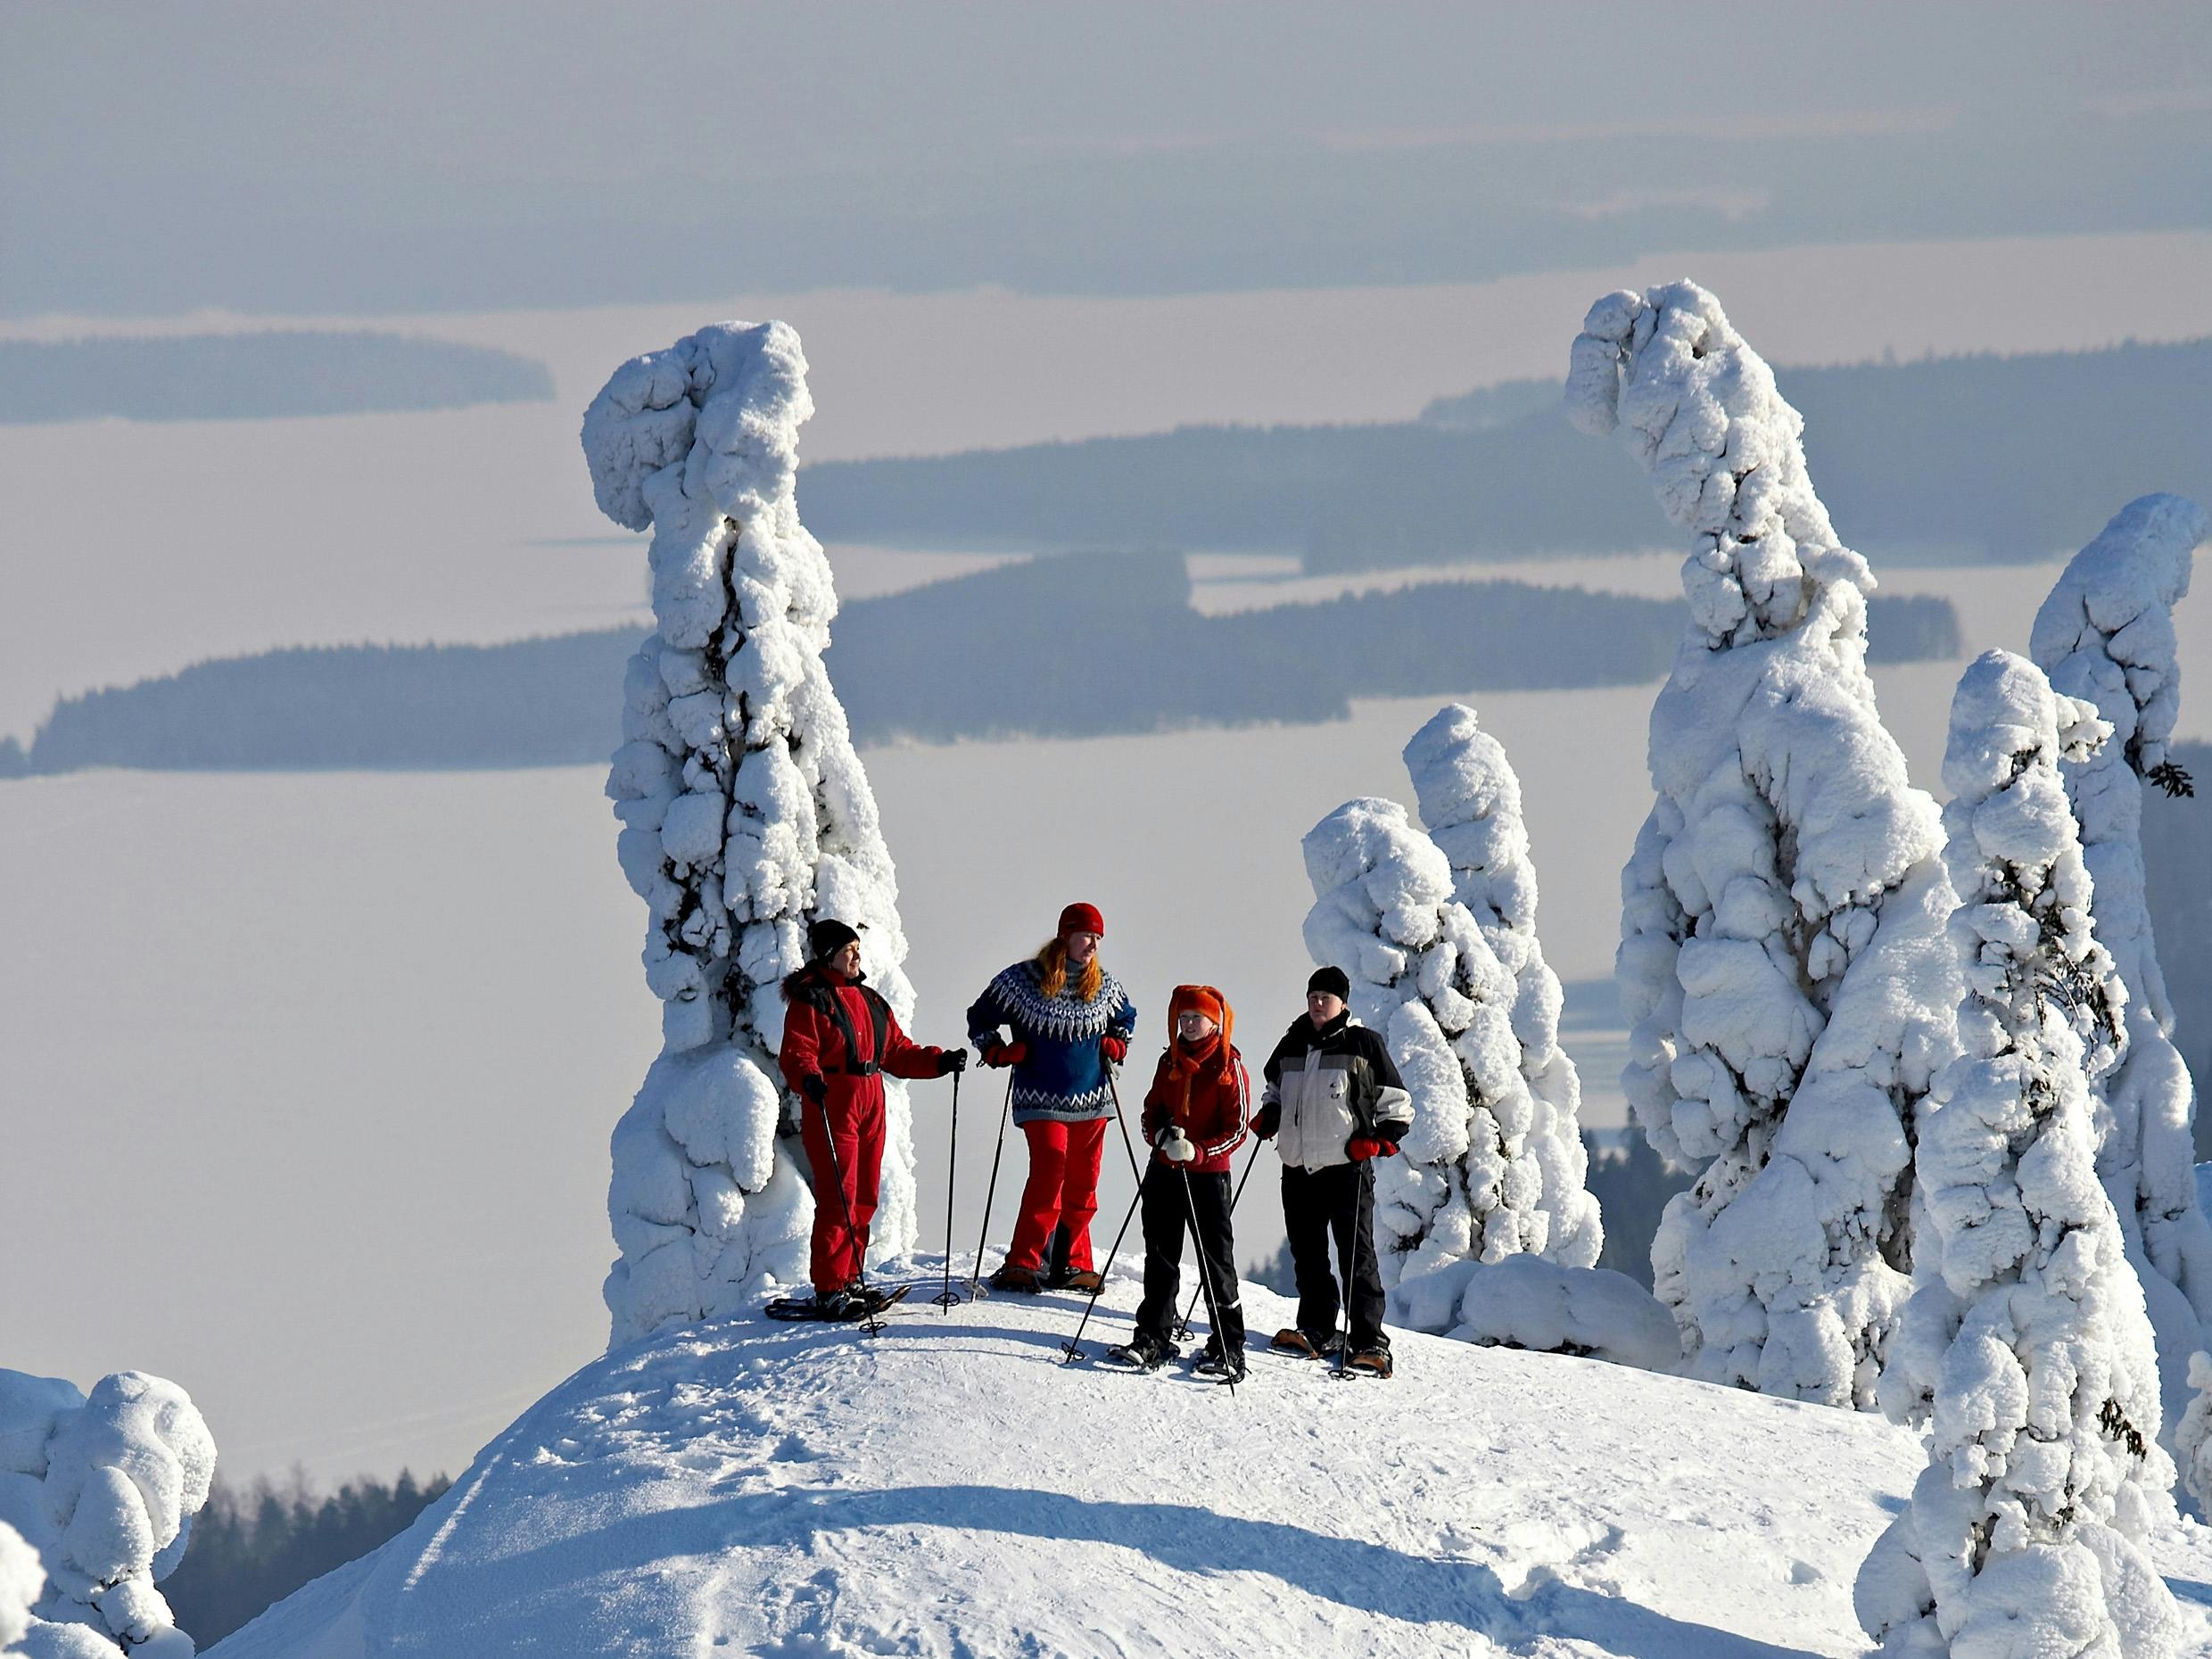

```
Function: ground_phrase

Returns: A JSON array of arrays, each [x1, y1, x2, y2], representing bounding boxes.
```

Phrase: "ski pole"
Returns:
[[1176, 1164, 1238, 1395], [1059, 1178, 1146, 1364], [930, 1068, 963, 1311], [1102, 1061, 1146, 1185], [1175, 1136, 1264, 1341], [811, 1096, 884, 1336], [967, 1072, 1015, 1298]]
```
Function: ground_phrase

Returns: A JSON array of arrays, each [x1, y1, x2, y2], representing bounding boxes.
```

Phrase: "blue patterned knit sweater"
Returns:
[[967, 960, 1138, 1124]]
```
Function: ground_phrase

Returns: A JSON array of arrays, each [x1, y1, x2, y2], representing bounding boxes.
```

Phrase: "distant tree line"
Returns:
[[15, 550, 1959, 772], [161, 1468, 452, 1647], [795, 338, 2212, 568], [0, 332, 555, 423]]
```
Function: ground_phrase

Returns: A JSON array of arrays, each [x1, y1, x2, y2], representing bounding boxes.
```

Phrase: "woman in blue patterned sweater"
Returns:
[[967, 903, 1138, 1292]]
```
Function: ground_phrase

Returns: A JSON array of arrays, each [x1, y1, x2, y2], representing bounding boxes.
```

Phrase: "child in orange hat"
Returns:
[[1104, 986, 1250, 1378]]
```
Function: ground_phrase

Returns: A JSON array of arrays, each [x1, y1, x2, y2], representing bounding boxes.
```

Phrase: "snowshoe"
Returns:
[[1268, 1327, 1341, 1359], [849, 1282, 913, 1315], [1099, 1333, 1176, 1372], [987, 1263, 1042, 1293], [1341, 1346, 1394, 1379], [764, 1289, 871, 1323], [1058, 1269, 1105, 1294]]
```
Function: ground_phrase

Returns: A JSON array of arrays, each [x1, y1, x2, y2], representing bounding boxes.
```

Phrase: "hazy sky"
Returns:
[[6, 2, 2209, 314]]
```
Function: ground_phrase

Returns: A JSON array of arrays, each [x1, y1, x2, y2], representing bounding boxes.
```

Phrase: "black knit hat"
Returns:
[[807, 918, 863, 962], [1307, 965, 1350, 1001]]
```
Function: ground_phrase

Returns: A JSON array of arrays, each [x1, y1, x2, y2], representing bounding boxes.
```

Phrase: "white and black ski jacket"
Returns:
[[1256, 1013, 1412, 1171]]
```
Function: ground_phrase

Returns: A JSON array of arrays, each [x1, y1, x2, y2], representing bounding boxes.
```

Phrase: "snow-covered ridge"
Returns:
[[202, 1264, 2212, 1659]]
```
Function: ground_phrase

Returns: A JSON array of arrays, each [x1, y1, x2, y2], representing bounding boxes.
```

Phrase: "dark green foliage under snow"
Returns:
[[161, 1469, 451, 1646], [2146, 740, 2212, 1159]]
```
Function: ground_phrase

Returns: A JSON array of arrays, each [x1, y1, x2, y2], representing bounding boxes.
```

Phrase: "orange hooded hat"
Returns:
[[1167, 983, 1233, 1053]]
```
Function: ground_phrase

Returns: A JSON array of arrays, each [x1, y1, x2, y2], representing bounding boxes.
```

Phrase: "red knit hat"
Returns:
[[1059, 902, 1105, 938]]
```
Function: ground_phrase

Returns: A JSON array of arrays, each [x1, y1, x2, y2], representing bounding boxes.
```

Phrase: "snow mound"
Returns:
[[1426, 1255, 1681, 1373], [0, 1370, 215, 1657], [205, 1263, 2212, 1659], [0, 1523, 40, 1655]]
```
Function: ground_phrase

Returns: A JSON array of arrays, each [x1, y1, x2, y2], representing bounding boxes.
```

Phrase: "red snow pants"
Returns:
[[799, 1085, 886, 1293], [1007, 1118, 1108, 1274]]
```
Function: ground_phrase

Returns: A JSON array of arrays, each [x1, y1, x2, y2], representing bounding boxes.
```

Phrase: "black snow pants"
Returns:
[[1133, 1161, 1243, 1357], [1282, 1160, 1388, 1351]]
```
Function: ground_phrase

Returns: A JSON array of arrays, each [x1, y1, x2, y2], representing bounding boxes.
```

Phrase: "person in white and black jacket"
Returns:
[[1252, 966, 1412, 1376]]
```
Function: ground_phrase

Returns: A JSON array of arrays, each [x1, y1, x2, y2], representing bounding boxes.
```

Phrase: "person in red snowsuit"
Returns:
[[779, 918, 964, 1316]]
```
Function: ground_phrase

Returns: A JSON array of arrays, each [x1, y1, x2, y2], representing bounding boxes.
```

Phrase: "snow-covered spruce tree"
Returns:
[[2031, 492, 2212, 1455], [582, 322, 921, 1346], [0, 1369, 217, 1656], [1300, 796, 1553, 1316], [1567, 280, 1958, 1405], [1857, 650, 2179, 1658], [1402, 703, 1603, 1270]]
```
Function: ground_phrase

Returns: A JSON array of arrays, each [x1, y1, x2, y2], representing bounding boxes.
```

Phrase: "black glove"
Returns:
[[800, 1074, 830, 1109], [937, 1047, 968, 1077], [1252, 1102, 1280, 1140]]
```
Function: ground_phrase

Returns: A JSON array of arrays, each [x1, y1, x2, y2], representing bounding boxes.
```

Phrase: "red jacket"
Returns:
[[1141, 1036, 1250, 1175], [778, 967, 945, 1122]]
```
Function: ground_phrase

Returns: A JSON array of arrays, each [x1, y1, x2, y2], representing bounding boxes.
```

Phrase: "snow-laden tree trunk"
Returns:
[[1858, 650, 2178, 1659], [1300, 796, 1552, 1322], [582, 322, 921, 1348], [1402, 703, 1602, 1269], [0, 1369, 217, 1656], [1567, 280, 1958, 1406], [2031, 493, 2211, 1457]]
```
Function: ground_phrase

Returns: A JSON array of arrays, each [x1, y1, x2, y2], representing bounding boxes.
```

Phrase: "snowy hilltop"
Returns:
[[202, 1264, 2212, 1658]]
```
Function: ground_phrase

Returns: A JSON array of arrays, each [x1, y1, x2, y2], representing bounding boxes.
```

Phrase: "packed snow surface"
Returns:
[[205, 1263, 2212, 1659]]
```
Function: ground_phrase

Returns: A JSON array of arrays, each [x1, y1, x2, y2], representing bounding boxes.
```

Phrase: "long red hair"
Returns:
[[1035, 937, 1104, 1003]]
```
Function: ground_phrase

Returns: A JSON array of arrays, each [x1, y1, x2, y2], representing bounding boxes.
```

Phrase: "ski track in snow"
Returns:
[[202, 1261, 2212, 1659]]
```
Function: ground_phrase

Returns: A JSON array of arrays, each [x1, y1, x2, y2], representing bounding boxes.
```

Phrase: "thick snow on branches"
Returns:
[[1568, 280, 1957, 1407], [0, 1369, 216, 1656], [1302, 796, 1550, 1304], [1859, 650, 2178, 1658], [1402, 703, 1602, 1269], [582, 322, 920, 1347], [2032, 494, 2211, 1452], [0, 1523, 39, 1657]]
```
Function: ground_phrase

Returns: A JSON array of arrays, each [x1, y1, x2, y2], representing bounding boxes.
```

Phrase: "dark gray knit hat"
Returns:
[[1307, 965, 1350, 1001]]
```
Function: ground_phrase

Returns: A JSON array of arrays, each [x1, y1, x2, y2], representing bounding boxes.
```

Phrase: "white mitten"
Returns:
[[1159, 1127, 1196, 1164]]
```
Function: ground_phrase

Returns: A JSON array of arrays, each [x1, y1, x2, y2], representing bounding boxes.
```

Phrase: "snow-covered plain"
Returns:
[[199, 1264, 2212, 1659]]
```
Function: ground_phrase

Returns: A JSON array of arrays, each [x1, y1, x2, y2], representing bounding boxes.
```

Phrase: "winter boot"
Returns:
[[1101, 1332, 1175, 1372], [1269, 1327, 1341, 1359], [987, 1262, 1042, 1293], [1193, 1340, 1247, 1382], [1060, 1269, 1105, 1294], [1343, 1345, 1394, 1379], [812, 1288, 868, 1322]]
